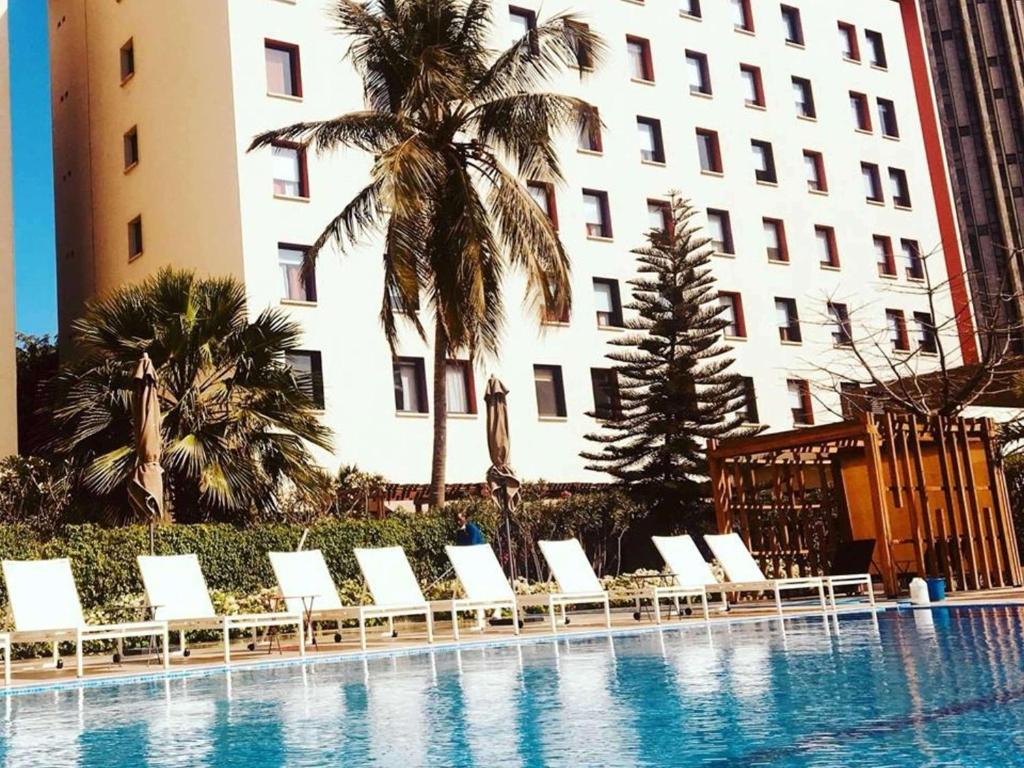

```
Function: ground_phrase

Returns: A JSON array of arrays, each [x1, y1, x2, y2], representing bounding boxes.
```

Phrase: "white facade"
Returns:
[[49, 0, 969, 484]]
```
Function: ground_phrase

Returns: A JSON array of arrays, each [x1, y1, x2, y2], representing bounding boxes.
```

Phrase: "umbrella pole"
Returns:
[[504, 502, 516, 583]]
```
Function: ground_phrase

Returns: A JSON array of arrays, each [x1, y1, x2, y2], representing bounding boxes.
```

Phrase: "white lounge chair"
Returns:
[[269, 549, 354, 644], [444, 544, 519, 640], [704, 533, 829, 614], [2, 558, 170, 678], [648, 536, 711, 623], [353, 546, 434, 650], [138, 554, 305, 664], [538, 539, 611, 632]]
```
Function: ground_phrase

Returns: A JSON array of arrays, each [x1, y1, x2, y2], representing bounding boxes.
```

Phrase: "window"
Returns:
[[128, 216, 143, 259], [681, 0, 702, 19], [567, 21, 594, 69], [626, 36, 654, 82], [840, 382, 863, 419], [509, 6, 539, 54], [582, 190, 612, 238], [123, 126, 139, 170], [780, 5, 804, 45], [265, 40, 302, 97], [647, 200, 672, 234], [120, 39, 135, 82], [287, 351, 325, 409], [901, 239, 924, 280], [527, 181, 558, 229], [850, 92, 872, 131], [577, 107, 603, 152], [877, 98, 899, 138], [731, 0, 754, 32], [445, 360, 476, 415], [393, 357, 428, 413], [775, 298, 801, 343], [865, 30, 887, 68], [875, 235, 896, 277], [686, 51, 711, 95], [637, 117, 666, 163], [272, 142, 309, 198], [707, 209, 734, 254], [751, 140, 777, 184], [534, 365, 566, 418], [741, 377, 759, 423], [889, 168, 911, 207], [815, 225, 839, 268], [593, 279, 624, 328], [828, 302, 852, 346], [278, 243, 317, 302], [719, 292, 746, 338], [740, 64, 765, 107], [763, 218, 788, 262], [787, 379, 814, 425], [792, 77, 816, 119], [804, 150, 827, 192], [838, 21, 860, 61], [886, 309, 910, 352], [590, 369, 622, 421], [696, 129, 723, 174], [389, 281, 420, 313], [862, 163, 883, 203], [914, 312, 937, 353], [542, 274, 570, 324]]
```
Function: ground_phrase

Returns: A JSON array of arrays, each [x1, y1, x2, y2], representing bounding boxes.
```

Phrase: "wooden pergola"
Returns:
[[708, 413, 1022, 597]]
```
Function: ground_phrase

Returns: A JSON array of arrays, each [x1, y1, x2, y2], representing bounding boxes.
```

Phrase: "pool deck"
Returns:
[[3, 588, 1022, 694]]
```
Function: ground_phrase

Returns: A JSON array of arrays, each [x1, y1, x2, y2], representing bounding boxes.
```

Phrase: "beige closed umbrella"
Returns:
[[485, 375, 520, 581], [128, 353, 166, 524]]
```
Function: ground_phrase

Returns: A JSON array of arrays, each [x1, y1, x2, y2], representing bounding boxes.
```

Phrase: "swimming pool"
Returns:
[[1, 607, 1023, 766]]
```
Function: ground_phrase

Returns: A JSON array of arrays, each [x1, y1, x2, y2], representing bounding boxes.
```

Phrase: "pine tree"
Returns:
[[582, 194, 760, 523]]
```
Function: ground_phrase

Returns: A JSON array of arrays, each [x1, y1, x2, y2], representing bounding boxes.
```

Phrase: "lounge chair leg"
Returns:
[[701, 592, 710, 624], [827, 580, 837, 611], [549, 597, 557, 633], [654, 595, 662, 625], [604, 598, 611, 628], [512, 602, 520, 636], [867, 578, 876, 607], [818, 583, 828, 613], [223, 618, 231, 666], [163, 626, 170, 670], [452, 601, 460, 642], [3, 639, 9, 687], [75, 629, 83, 679], [773, 587, 783, 617], [426, 610, 434, 644], [52, 641, 59, 668], [673, 596, 680, 619], [359, 611, 367, 650], [298, 617, 306, 658]]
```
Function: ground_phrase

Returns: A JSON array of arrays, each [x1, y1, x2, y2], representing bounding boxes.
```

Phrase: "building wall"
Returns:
[[51, 0, 969, 484], [917, 0, 1024, 339], [0, 0, 18, 456], [47, 0, 248, 341]]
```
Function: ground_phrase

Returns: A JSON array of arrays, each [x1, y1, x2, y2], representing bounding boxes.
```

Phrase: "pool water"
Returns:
[[1, 607, 1024, 767]]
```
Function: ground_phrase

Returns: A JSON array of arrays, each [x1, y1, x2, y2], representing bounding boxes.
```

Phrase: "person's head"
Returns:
[[456, 511, 467, 527]]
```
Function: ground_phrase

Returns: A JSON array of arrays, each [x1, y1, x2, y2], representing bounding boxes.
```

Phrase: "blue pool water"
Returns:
[[1, 607, 1023, 766]]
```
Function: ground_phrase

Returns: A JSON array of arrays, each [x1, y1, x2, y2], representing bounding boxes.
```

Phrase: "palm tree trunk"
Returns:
[[429, 319, 448, 508]]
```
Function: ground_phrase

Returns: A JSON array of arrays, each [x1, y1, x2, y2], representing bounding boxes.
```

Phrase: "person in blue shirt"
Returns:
[[455, 511, 486, 546]]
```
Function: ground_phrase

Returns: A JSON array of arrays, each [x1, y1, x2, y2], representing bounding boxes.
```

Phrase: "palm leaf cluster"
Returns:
[[582, 195, 760, 519], [250, 0, 605, 505], [48, 269, 333, 522]]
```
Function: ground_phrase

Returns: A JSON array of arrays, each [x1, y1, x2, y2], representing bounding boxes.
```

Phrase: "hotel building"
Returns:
[[46, 0, 973, 483], [0, 0, 18, 456]]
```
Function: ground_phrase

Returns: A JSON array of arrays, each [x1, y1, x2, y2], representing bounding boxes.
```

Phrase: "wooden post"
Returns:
[[947, 420, 981, 590], [897, 416, 927, 577], [708, 447, 731, 534], [981, 419, 1022, 586], [933, 416, 967, 591], [908, 416, 938, 577], [864, 415, 898, 596]]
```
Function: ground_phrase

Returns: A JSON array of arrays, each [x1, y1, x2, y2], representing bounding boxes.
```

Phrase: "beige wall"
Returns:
[[48, 0, 247, 342], [0, 0, 18, 456]]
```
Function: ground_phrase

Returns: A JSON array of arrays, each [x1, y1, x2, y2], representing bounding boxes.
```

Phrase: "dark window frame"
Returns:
[[123, 126, 139, 170], [875, 235, 897, 277], [707, 208, 735, 254], [636, 116, 666, 163], [593, 278, 624, 328], [752, 139, 778, 184], [696, 128, 723, 173], [590, 369, 623, 421], [626, 35, 655, 82], [264, 39, 303, 97], [804, 149, 828, 192], [445, 359, 478, 415], [527, 180, 559, 230], [127, 216, 143, 260], [718, 291, 747, 338], [509, 6, 540, 55], [838, 21, 860, 61], [534, 364, 567, 418], [740, 63, 766, 107], [792, 76, 816, 119], [271, 141, 310, 199], [393, 356, 429, 414], [815, 225, 840, 268], [780, 5, 804, 46], [286, 349, 325, 410], [763, 217, 789, 263], [788, 379, 814, 426], [120, 38, 135, 83], [686, 50, 712, 95], [775, 297, 802, 343], [278, 242, 318, 303], [582, 189, 613, 238]]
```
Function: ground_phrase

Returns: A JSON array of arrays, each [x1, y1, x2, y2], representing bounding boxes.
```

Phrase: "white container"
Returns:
[[909, 577, 931, 606]]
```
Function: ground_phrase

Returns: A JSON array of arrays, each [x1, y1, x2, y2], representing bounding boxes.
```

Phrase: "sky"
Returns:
[[8, 0, 56, 338]]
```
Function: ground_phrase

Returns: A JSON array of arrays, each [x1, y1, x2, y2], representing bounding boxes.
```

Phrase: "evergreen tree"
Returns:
[[582, 194, 760, 524]]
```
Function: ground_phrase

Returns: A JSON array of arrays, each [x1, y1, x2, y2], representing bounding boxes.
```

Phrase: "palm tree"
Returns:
[[250, 0, 604, 507], [48, 268, 333, 523]]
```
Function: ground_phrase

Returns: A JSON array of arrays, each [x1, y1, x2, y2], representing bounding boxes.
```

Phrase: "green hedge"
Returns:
[[0, 517, 456, 610]]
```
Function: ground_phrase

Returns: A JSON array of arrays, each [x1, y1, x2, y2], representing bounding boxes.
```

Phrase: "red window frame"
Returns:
[[271, 140, 310, 198], [647, 199, 673, 236], [901, 239, 925, 280], [445, 359, 478, 415], [696, 128, 723, 173], [626, 35, 655, 82], [792, 76, 816, 118], [815, 225, 840, 268], [740, 64, 765, 107], [874, 235, 897, 277], [788, 379, 814, 426], [776, 297, 801, 343], [780, 5, 804, 46], [509, 6, 539, 54], [733, 0, 755, 32], [838, 21, 860, 61], [827, 301, 852, 346], [686, 50, 711, 95], [265, 39, 303, 97], [804, 150, 828, 192], [890, 168, 912, 208], [851, 91, 873, 131], [579, 107, 603, 152], [887, 309, 910, 351], [527, 181, 559, 230], [718, 291, 747, 338], [763, 217, 789, 262]]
